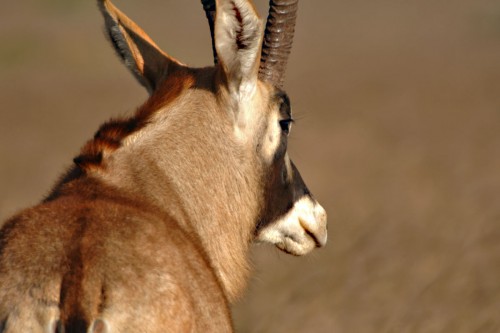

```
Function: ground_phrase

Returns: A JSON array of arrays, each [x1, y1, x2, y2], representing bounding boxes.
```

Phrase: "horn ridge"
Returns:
[[259, 0, 298, 88], [201, 0, 298, 87], [200, 0, 218, 65]]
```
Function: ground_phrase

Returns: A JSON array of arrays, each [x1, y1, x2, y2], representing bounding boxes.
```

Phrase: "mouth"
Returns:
[[256, 196, 328, 256], [274, 232, 318, 256]]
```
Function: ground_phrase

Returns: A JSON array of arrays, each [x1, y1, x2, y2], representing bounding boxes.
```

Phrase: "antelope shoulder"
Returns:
[[0, 180, 232, 332]]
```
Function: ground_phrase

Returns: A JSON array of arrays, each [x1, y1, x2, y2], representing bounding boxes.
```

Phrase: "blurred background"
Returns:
[[1, 0, 499, 332]]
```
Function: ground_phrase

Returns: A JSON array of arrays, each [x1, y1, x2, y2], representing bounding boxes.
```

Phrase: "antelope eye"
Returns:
[[279, 118, 293, 135]]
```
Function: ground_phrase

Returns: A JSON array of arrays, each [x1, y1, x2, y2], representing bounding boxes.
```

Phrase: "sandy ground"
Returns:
[[1, 0, 499, 332]]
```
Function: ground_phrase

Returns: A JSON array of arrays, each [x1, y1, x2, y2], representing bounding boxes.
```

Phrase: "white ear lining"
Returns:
[[99, 0, 180, 94], [214, 0, 263, 98]]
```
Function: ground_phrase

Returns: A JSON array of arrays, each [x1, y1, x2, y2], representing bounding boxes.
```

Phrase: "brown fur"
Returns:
[[0, 1, 327, 331], [74, 67, 193, 172], [0, 64, 256, 333], [1, 178, 233, 332]]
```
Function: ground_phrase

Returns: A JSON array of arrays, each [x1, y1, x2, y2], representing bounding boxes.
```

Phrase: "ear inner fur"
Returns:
[[98, 0, 182, 93], [214, 0, 263, 98]]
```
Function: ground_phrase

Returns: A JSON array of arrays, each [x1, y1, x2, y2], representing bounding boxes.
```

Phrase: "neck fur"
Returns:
[[92, 88, 260, 302]]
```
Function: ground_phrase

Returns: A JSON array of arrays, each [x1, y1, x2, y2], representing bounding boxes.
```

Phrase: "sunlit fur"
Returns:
[[0, 0, 327, 331]]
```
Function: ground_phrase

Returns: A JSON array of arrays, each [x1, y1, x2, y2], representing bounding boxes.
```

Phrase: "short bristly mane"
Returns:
[[75, 69, 195, 172], [46, 67, 198, 201]]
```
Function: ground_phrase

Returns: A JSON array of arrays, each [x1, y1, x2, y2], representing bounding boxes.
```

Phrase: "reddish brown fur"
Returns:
[[0, 65, 235, 331], [1, 177, 233, 332], [75, 67, 194, 172], [0, 0, 327, 331]]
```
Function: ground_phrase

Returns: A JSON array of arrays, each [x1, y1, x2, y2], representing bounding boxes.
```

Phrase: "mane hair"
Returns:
[[74, 69, 195, 172], [44, 69, 195, 202]]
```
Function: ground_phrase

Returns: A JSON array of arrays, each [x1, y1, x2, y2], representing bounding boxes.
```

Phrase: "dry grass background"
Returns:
[[1, 0, 500, 332]]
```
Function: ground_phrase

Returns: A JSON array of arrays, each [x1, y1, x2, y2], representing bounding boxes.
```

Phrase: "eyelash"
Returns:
[[279, 118, 294, 134]]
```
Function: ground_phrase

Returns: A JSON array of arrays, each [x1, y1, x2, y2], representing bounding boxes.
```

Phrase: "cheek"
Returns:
[[281, 166, 287, 184], [281, 154, 293, 183], [255, 157, 293, 233]]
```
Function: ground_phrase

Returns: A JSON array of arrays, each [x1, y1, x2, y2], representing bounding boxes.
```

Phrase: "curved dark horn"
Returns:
[[259, 0, 299, 89], [201, 0, 218, 65]]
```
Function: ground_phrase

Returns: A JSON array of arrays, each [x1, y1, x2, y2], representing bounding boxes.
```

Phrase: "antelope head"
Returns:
[[94, 0, 327, 297]]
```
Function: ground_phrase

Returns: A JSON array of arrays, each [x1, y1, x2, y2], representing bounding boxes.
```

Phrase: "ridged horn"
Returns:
[[259, 0, 299, 88], [200, 0, 218, 64], [201, 0, 298, 88]]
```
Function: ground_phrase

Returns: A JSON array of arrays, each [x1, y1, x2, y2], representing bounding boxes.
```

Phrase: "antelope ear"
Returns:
[[214, 0, 263, 99], [98, 0, 182, 94]]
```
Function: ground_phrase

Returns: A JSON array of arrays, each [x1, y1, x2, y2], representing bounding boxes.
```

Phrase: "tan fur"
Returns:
[[1, 180, 232, 332], [0, 1, 327, 332]]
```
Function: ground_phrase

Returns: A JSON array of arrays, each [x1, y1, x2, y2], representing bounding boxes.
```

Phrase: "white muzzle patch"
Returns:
[[257, 196, 327, 256]]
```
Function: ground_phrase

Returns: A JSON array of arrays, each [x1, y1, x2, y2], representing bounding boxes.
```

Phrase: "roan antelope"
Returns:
[[0, 0, 327, 331]]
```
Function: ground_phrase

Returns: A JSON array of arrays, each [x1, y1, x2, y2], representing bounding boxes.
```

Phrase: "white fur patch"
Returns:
[[260, 111, 281, 162], [215, 0, 263, 99], [257, 196, 328, 256]]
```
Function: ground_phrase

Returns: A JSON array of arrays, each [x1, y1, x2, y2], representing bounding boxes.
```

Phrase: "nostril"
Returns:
[[299, 217, 328, 248], [304, 228, 323, 248]]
